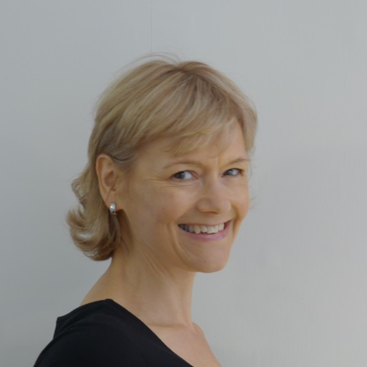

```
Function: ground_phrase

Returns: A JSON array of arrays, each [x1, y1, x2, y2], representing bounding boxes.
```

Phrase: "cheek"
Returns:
[[235, 185, 250, 219], [145, 189, 186, 224]]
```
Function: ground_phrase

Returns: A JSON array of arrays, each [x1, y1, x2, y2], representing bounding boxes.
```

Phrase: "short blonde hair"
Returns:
[[67, 57, 257, 261]]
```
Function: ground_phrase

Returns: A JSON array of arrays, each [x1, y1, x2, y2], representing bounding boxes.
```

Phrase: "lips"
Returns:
[[178, 223, 226, 235]]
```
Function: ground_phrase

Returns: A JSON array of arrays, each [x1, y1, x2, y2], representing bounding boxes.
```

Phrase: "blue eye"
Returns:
[[225, 168, 242, 176], [173, 171, 194, 180]]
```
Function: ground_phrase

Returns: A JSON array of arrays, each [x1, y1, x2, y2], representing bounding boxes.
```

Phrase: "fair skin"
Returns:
[[82, 123, 250, 367]]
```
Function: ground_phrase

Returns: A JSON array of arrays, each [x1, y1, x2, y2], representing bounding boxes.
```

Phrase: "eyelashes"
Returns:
[[172, 168, 245, 181], [224, 168, 243, 176], [172, 171, 194, 180]]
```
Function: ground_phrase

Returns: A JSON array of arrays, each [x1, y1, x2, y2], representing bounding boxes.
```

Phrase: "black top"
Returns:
[[34, 299, 193, 367]]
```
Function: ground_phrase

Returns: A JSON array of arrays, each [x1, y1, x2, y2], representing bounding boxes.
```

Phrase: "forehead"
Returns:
[[137, 123, 247, 164]]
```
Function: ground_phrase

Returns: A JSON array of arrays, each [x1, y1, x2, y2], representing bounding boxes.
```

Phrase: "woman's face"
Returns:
[[116, 123, 250, 273]]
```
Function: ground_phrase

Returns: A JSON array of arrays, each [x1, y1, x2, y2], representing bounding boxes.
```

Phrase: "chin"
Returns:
[[199, 264, 227, 274], [192, 253, 231, 273]]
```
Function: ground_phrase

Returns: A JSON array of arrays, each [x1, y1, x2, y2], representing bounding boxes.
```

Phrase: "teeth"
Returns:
[[207, 225, 217, 234], [179, 223, 226, 234]]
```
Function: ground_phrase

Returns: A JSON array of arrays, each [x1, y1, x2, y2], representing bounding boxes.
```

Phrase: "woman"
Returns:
[[34, 57, 257, 367]]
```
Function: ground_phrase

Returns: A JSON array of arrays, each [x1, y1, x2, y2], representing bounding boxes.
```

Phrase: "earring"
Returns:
[[109, 202, 117, 216]]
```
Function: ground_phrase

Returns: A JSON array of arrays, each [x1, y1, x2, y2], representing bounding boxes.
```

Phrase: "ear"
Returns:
[[96, 154, 122, 210]]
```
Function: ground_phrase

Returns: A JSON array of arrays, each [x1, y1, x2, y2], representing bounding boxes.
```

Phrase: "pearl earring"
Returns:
[[109, 202, 117, 215]]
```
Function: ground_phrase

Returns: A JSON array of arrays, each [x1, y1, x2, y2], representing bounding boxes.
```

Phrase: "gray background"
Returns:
[[1, 1, 367, 366]]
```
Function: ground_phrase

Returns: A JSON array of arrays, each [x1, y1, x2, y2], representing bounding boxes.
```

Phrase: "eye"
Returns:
[[224, 168, 243, 176], [172, 171, 194, 180]]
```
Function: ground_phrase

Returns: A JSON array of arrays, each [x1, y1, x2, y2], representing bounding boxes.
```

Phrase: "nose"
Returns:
[[195, 177, 232, 215]]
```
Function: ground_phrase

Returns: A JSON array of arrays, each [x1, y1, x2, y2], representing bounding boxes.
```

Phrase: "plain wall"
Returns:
[[1, 1, 367, 366]]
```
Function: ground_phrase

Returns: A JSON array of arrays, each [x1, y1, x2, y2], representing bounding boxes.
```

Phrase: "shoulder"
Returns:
[[34, 300, 148, 367]]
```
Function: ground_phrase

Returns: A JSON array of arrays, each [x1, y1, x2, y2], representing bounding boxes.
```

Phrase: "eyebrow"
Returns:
[[163, 157, 250, 169]]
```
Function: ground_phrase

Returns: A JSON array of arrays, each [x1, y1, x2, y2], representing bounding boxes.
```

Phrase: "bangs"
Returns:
[[133, 71, 246, 154], [166, 117, 240, 156]]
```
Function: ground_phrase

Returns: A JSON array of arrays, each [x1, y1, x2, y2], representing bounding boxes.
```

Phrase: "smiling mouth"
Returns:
[[178, 223, 227, 235]]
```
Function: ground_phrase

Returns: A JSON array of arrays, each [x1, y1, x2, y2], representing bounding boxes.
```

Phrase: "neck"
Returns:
[[87, 248, 197, 328]]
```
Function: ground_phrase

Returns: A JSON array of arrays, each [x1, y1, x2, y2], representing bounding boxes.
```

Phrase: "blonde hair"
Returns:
[[67, 56, 257, 260]]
